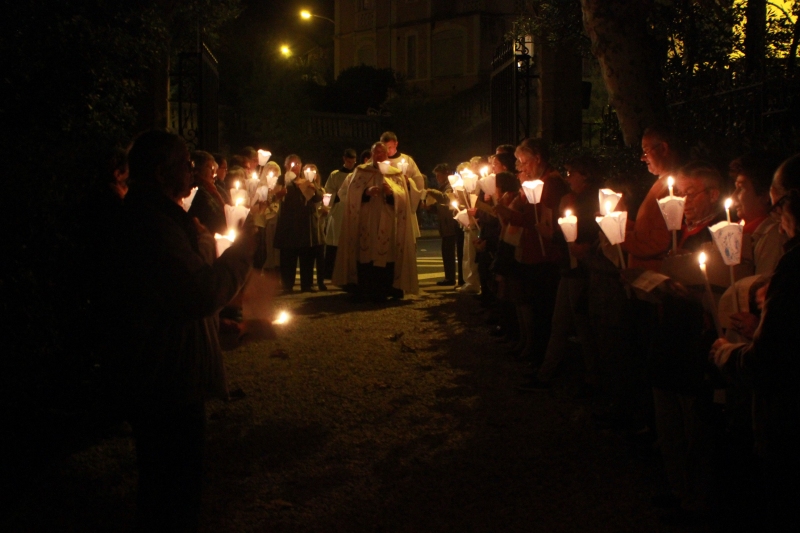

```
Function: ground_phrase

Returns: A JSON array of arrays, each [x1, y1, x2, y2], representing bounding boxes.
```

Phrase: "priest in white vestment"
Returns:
[[381, 131, 425, 240], [332, 142, 419, 300]]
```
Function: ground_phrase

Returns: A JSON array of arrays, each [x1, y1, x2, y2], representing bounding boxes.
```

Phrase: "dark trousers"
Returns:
[[356, 261, 395, 299], [324, 245, 337, 280], [130, 402, 206, 533], [441, 231, 464, 283], [313, 244, 325, 286], [279, 246, 315, 290], [528, 262, 561, 364]]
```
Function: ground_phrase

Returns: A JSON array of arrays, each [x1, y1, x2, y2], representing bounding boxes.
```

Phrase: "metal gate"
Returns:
[[490, 35, 537, 149], [171, 43, 219, 152]]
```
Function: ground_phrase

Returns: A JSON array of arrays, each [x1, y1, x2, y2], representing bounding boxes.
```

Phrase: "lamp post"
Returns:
[[299, 9, 335, 25]]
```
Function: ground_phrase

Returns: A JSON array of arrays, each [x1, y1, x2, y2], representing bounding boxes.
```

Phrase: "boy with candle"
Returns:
[[425, 163, 464, 286]]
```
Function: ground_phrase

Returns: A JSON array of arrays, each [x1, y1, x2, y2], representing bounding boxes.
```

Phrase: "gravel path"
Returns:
[[8, 285, 676, 532]]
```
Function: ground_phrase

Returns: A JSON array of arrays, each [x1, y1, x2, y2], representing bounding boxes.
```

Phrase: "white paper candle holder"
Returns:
[[596, 211, 628, 245], [657, 195, 686, 230], [181, 187, 198, 212], [521, 179, 544, 204], [708, 221, 744, 266], [558, 210, 578, 242], [599, 189, 622, 214], [479, 174, 496, 196], [225, 203, 250, 231], [257, 150, 272, 166]]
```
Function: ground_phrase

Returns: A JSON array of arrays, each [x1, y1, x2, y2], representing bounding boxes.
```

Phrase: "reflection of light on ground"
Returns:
[[272, 311, 291, 325]]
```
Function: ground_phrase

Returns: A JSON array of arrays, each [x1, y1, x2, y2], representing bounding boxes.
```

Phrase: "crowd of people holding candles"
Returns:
[[97, 125, 799, 528]]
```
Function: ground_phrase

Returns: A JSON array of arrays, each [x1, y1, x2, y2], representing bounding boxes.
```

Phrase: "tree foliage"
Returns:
[[1, 0, 242, 409]]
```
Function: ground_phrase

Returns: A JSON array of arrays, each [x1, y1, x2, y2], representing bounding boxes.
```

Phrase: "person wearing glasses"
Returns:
[[674, 162, 725, 252], [711, 154, 800, 529], [730, 152, 787, 276], [617, 124, 684, 271]]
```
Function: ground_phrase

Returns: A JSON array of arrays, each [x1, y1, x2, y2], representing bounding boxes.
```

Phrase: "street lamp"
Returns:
[[280, 44, 292, 57], [299, 9, 335, 25]]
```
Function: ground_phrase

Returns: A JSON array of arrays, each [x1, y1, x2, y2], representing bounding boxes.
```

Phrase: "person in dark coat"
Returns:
[[188, 150, 227, 235], [712, 154, 800, 529], [273, 154, 322, 292], [425, 163, 463, 285], [101, 131, 255, 532]]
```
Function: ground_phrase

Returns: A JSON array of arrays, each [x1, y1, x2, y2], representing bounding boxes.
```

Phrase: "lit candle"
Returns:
[[667, 175, 674, 197], [214, 229, 236, 257], [557, 209, 578, 243], [724, 198, 733, 223], [605, 201, 612, 216], [480, 166, 489, 178], [322, 193, 332, 207], [451, 200, 459, 210], [272, 310, 291, 325], [698, 252, 723, 337], [598, 188, 622, 214]]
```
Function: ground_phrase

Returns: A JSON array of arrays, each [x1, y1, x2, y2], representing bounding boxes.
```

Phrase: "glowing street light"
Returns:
[[299, 9, 335, 24], [280, 44, 292, 57]]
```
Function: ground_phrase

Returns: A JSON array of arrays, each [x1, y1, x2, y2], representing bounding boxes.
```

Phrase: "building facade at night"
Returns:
[[334, 0, 517, 97]]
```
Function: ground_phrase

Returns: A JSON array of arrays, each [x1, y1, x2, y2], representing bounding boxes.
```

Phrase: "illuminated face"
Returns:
[[491, 157, 507, 174], [676, 176, 716, 225], [384, 140, 398, 157], [343, 156, 357, 170], [734, 174, 770, 222], [197, 158, 216, 185], [514, 149, 540, 182], [372, 143, 388, 163], [641, 135, 668, 176]]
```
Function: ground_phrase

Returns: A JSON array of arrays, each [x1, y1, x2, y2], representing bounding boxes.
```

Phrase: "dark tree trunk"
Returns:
[[580, 0, 669, 145], [788, 17, 800, 77], [744, 0, 767, 79]]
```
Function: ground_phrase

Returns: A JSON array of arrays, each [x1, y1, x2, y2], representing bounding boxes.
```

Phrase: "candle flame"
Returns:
[[235, 197, 243, 206], [451, 201, 459, 209], [268, 171, 274, 178], [605, 201, 612, 215], [234, 181, 240, 189], [725, 197, 733, 210], [480, 166, 489, 177], [272, 310, 291, 325], [667, 176, 674, 188], [290, 162, 295, 168], [251, 171, 258, 180], [698, 251, 707, 266], [565, 209, 572, 217]]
